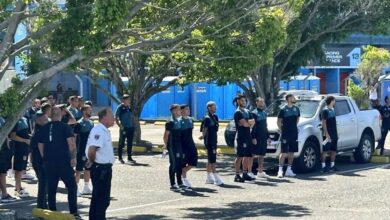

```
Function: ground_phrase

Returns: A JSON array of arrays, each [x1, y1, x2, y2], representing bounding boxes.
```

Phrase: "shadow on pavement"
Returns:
[[183, 201, 311, 219], [110, 214, 168, 220]]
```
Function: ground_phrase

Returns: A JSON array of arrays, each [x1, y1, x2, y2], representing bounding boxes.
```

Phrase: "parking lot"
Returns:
[[1, 123, 390, 219]]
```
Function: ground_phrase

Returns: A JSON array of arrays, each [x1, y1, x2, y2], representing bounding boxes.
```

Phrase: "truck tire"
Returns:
[[295, 140, 320, 173], [353, 133, 373, 163]]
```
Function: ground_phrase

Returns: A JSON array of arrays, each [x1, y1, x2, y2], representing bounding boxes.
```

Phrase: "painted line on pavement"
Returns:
[[0, 198, 36, 206], [336, 164, 388, 175], [107, 197, 191, 213]]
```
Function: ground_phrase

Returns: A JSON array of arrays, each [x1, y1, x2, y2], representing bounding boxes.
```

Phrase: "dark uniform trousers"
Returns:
[[34, 165, 47, 209], [118, 127, 135, 160], [90, 163, 112, 220], [45, 165, 77, 214], [378, 125, 389, 154]]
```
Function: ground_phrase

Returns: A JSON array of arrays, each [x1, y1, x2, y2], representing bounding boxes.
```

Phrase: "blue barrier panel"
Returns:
[[279, 80, 288, 91], [156, 85, 175, 119], [141, 94, 158, 119], [96, 79, 110, 106]]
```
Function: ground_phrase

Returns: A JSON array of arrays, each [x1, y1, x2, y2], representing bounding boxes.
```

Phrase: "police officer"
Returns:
[[0, 117, 17, 203], [74, 105, 94, 196], [251, 97, 271, 179], [68, 96, 82, 121], [37, 107, 79, 218], [31, 103, 52, 208], [163, 104, 186, 191], [321, 96, 339, 172], [277, 94, 300, 178], [200, 101, 224, 186], [180, 104, 198, 188], [233, 95, 255, 182], [377, 96, 390, 155], [86, 108, 115, 220], [10, 116, 31, 198], [115, 94, 136, 164]]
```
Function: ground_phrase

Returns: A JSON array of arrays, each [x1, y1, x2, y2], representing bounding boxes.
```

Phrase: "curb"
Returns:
[[371, 155, 390, 163], [32, 208, 75, 220], [153, 121, 228, 127]]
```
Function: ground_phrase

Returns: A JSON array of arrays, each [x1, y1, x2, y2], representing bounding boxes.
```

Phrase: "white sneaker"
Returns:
[[7, 170, 14, 179], [205, 174, 214, 184], [182, 178, 192, 188], [248, 172, 256, 179], [81, 185, 92, 195], [14, 188, 29, 198], [285, 169, 296, 177], [21, 172, 35, 180], [277, 170, 284, 178], [77, 190, 81, 197], [257, 172, 270, 179], [213, 174, 224, 186]]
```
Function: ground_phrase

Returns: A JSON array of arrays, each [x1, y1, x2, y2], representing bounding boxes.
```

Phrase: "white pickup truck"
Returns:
[[225, 91, 382, 173]]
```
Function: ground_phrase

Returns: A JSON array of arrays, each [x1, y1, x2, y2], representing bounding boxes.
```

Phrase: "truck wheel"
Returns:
[[353, 133, 373, 163], [295, 140, 320, 173]]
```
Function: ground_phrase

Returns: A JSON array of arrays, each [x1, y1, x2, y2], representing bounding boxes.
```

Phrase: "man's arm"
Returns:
[[10, 132, 30, 145], [322, 119, 330, 139], [277, 118, 283, 131], [163, 130, 170, 146], [67, 137, 77, 167], [38, 143, 44, 158], [87, 146, 98, 164]]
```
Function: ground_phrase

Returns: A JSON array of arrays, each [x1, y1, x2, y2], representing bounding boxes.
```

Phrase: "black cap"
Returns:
[[122, 94, 130, 99], [180, 104, 189, 109], [85, 100, 93, 106]]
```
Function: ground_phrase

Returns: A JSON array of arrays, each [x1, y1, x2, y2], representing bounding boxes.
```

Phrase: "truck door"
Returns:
[[334, 99, 358, 149]]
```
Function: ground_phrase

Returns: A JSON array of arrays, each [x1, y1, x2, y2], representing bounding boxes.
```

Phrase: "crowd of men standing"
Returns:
[[0, 94, 120, 219], [2, 89, 390, 219]]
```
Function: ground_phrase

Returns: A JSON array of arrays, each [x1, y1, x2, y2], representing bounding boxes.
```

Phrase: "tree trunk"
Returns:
[[0, 79, 48, 145]]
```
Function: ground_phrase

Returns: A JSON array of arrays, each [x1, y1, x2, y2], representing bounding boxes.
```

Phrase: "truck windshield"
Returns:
[[266, 100, 320, 118]]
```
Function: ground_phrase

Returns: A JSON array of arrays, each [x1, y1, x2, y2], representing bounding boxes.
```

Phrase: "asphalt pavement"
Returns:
[[2, 123, 390, 219]]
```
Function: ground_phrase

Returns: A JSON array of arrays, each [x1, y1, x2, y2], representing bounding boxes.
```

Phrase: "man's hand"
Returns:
[[248, 119, 255, 127], [199, 135, 204, 140], [24, 139, 31, 145], [267, 138, 272, 145], [71, 158, 76, 167], [252, 138, 257, 145], [86, 161, 92, 169]]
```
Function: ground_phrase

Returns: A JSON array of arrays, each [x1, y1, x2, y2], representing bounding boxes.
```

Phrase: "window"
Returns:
[[335, 100, 351, 116]]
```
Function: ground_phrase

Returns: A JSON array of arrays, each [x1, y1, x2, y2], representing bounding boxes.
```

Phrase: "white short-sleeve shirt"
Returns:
[[86, 123, 115, 164]]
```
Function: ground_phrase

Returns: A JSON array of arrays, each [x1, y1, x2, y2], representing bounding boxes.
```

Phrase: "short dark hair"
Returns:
[[325, 96, 335, 105], [285, 94, 294, 101], [98, 108, 110, 121], [180, 104, 189, 110], [41, 103, 52, 113], [81, 105, 91, 113]]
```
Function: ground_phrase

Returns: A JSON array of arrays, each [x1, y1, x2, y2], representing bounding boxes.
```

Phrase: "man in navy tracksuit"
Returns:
[[180, 105, 198, 188], [377, 96, 390, 155], [164, 104, 186, 191], [115, 94, 136, 164]]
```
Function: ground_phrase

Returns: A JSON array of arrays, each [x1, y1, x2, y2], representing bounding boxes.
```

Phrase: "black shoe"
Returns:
[[178, 184, 189, 190], [243, 173, 255, 181], [321, 167, 329, 173], [128, 157, 136, 163], [170, 185, 180, 191], [73, 213, 83, 220], [234, 175, 245, 183], [329, 166, 339, 172], [380, 148, 385, 156], [118, 159, 125, 164]]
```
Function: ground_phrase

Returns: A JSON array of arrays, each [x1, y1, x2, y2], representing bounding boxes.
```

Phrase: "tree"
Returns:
[[183, 0, 390, 106], [87, 0, 282, 143], [355, 45, 390, 88]]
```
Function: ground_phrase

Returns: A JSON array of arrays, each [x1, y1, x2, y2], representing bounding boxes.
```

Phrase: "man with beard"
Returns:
[[251, 97, 271, 179], [233, 95, 255, 182], [277, 94, 300, 178]]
